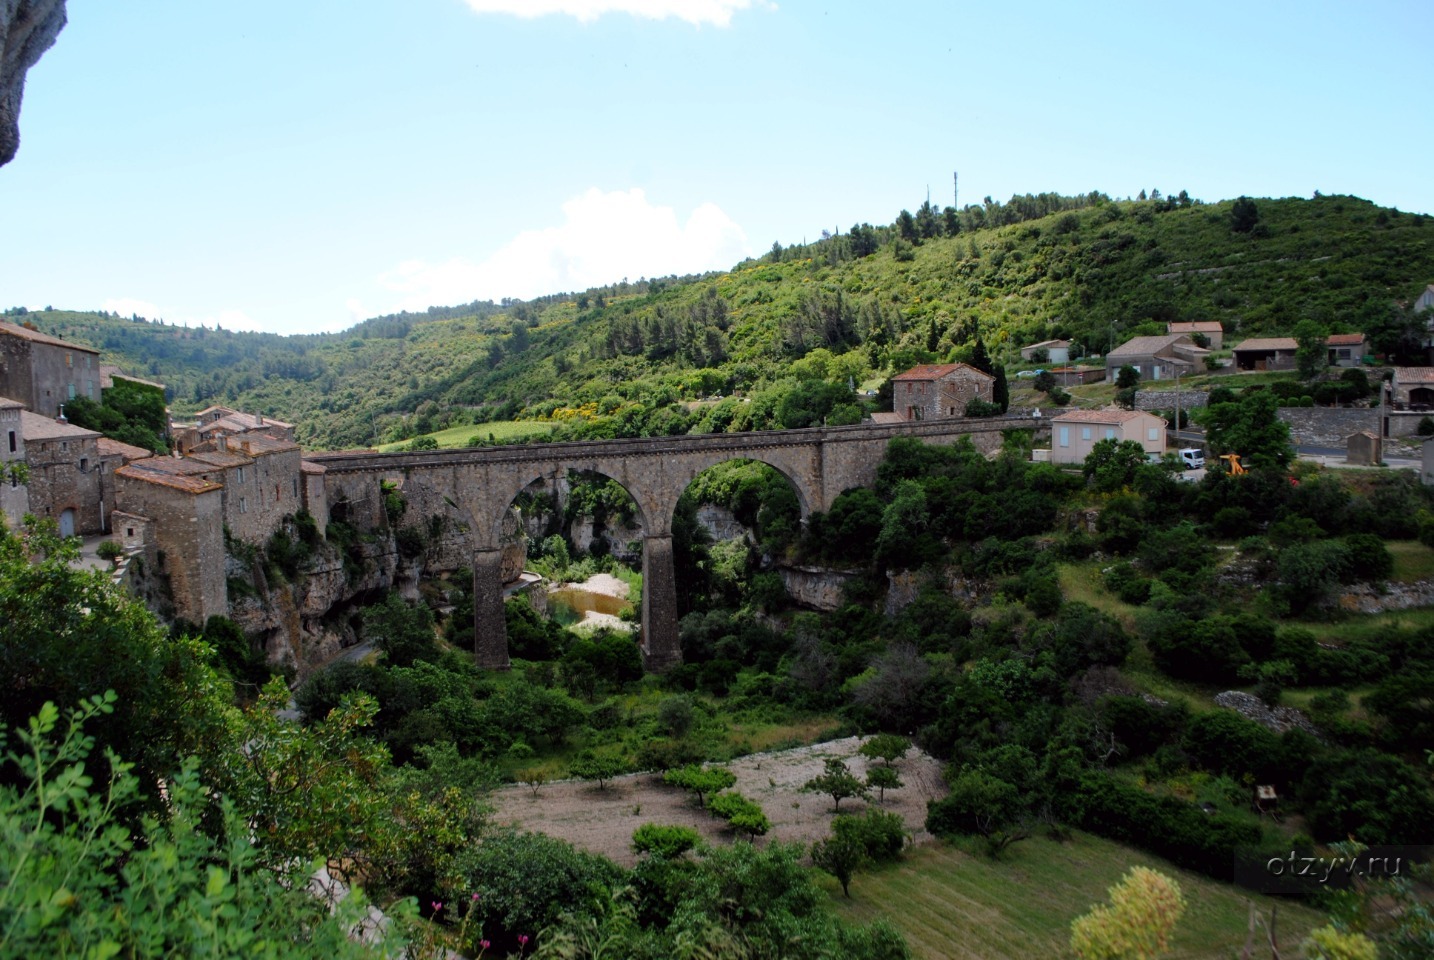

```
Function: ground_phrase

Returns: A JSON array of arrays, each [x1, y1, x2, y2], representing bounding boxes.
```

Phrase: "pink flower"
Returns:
[[431, 901, 443, 914], [519, 934, 530, 946], [480, 940, 491, 950], [471, 892, 480, 901]]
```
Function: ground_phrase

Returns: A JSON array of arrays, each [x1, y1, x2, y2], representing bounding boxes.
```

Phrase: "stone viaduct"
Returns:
[[308, 415, 1045, 672]]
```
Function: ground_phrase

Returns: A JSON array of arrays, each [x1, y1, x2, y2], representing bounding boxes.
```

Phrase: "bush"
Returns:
[[96, 539, 124, 562], [1419, 416, 1434, 438], [708, 791, 771, 837], [832, 808, 907, 862], [632, 824, 702, 859], [964, 396, 1003, 417]]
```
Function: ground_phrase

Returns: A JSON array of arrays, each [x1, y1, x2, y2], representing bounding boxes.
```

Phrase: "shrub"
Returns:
[[96, 539, 124, 562], [832, 808, 907, 862], [663, 764, 737, 806], [631, 824, 702, 859], [708, 791, 770, 837], [1419, 416, 1434, 437]]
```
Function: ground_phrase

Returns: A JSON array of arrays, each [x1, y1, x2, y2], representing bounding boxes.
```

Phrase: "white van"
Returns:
[[1178, 448, 1205, 470]]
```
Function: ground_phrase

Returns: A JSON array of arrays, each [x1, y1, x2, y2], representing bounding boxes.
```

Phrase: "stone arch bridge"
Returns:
[[308, 416, 1044, 672]]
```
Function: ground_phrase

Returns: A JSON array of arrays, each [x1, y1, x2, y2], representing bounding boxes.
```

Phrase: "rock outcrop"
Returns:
[[1, 0, 66, 166]]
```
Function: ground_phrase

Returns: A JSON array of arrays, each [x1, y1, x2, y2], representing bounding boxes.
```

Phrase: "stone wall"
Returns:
[[1134, 390, 1209, 411], [0, 328, 99, 417], [779, 565, 861, 612], [115, 474, 227, 625], [0, 401, 26, 527], [1276, 407, 1382, 447], [26, 433, 104, 533]]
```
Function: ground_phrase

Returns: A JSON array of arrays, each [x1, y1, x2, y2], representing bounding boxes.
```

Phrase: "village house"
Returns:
[[1049, 408, 1168, 465], [1325, 333, 1368, 368], [1, 397, 27, 528], [1390, 368, 1434, 409], [174, 406, 297, 453], [1232, 337, 1299, 372], [17, 409, 107, 536], [1019, 339, 1071, 364], [890, 363, 995, 420], [0, 319, 102, 418], [1165, 321, 1225, 349], [1105, 334, 1208, 382], [114, 460, 227, 624]]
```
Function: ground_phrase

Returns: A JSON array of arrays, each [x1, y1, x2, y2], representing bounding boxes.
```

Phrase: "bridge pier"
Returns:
[[640, 534, 682, 673], [472, 548, 510, 670]]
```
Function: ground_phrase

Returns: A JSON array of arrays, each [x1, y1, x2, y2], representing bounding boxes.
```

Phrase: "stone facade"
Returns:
[[891, 363, 995, 420], [114, 466, 227, 625], [1346, 431, 1381, 466], [19, 409, 106, 535], [300, 460, 329, 537], [191, 435, 304, 545], [0, 397, 27, 527], [0, 320, 101, 418], [1275, 407, 1381, 447]]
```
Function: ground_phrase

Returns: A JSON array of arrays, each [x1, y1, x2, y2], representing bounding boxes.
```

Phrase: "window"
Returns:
[[1059, 427, 1070, 447], [236, 466, 245, 482], [126, 527, 134, 538], [1105, 428, 1116, 440], [79, 458, 88, 472], [67, 383, 75, 399], [239, 497, 247, 514], [7, 430, 14, 453], [292, 478, 299, 498], [1081, 427, 1091, 441], [65, 352, 72, 368], [86, 380, 94, 398], [1147, 427, 1159, 441]]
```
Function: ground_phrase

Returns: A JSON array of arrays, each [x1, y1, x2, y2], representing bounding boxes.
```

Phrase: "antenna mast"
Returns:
[[953, 171, 959, 209]]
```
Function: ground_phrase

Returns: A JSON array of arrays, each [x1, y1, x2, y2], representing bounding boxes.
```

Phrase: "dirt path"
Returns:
[[491, 736, 948, 866]]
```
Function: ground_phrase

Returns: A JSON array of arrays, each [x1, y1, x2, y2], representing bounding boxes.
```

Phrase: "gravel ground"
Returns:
[[490, 736, 948, 866]]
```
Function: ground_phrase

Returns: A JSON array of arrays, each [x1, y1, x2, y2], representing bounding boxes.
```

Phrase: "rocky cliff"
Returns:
[[1, 0, 66, 166]]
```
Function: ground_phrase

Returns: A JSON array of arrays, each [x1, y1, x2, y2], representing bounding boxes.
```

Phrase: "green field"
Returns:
[[378, 419, 556, 451], [828, 834, 1327, 960]]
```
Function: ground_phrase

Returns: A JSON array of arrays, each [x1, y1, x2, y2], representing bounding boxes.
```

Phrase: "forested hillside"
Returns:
[[8, 192, 1433, 449]]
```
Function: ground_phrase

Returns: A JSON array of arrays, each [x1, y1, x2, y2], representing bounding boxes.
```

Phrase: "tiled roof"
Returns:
[[18, 410, 101, 441], [1023, 339, 1070, 350], [891, 362, 995, 382], [96, 437, 154, 462], [1167, 321, 1224, 333], [1107, 334, 1188, 358], [868, 412, 904, 424], [1051, 408, 1163, 425], [1233, 337, 1298, 351], [0, 319, 100, 352], [115, 463, 221, 495], [122, 456, 215, 478], [188, 450, 254, 469], [1394, 367, 1434, 383], [0, 396, 23, 410], [1325, 333, 1366, 346], [300, 460, 327, 474], [234, 435, 301, 456]]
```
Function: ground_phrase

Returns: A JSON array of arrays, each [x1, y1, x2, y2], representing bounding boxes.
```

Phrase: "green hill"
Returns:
[[8, 192, 1433, 449]]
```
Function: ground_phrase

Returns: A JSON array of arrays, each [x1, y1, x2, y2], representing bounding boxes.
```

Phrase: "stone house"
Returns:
[[891, 363, 995, 420], [1, 397, 27, 527], [1020, 339, 1070, 364], [1166, 321, 1225, 349], [1232, 337, 1299, 372], [1105, 335, 1207, 381], [1049, 408, 1168, 465], [19, 409, 108, 536], [188, 434, 304, 545], [174, 406, 296, 453], [0, 319, 102, 417], [1390, 367, 1434, 409], [114, 462, 227, 625]]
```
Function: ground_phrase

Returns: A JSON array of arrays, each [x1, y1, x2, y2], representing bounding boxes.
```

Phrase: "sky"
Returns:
[[2, 0, 1431, 336]]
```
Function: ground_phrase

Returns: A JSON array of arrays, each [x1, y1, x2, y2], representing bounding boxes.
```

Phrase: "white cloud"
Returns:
[[461, 0, 768, 27], [379, 187, 750, 310]]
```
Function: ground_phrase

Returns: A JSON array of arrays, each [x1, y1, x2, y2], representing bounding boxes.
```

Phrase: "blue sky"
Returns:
[[2, 0, 1430, 335]]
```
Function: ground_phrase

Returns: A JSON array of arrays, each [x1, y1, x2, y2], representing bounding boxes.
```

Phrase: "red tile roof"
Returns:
[[1394, 367, 1434, 383], [1325, 333, 1366, 346], [115, 463, 222, 495], [1051, 408, 1163, 425], [1233, 337, 1298, 351]]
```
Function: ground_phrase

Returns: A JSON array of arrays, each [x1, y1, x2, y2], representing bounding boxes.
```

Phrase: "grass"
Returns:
[[827, 833, 1327, 960], [378, 419, 555, 451], [1387, 539, 1434, 583]]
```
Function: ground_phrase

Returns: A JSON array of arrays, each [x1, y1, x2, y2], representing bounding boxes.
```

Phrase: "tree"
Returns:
[[1116, 364, 1141, 390], [866, 765, 903, 802], [993, 365, 1010, 412], [1230, 196, 1260, 234], [811, 833, 868, 898], [803, 758, 869, 813], [569, 750, 627, 790], [1196, 390, 1294, 470], [0, 696, 385, 960], [858, 733, 910, 767], [1083, 438, 1149, 492], [1294, 319, 1330, 380], [1070, 867, 1186, 960]]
